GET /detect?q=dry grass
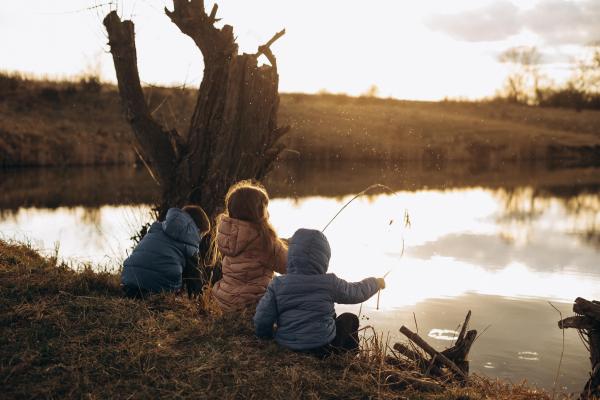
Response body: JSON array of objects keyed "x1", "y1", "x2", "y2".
[
  {"x1": 0, "y1": 239, "x2": 557, "y2": 399},
  {"x1": 1, "y1": 73, "x2": 600, "y2": 167}
]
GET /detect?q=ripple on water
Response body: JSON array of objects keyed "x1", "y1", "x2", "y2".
[
  {"x1": 517, "y1": 351, "x2": 540, "y2": 361},
  {"x1": 427, "y1": 329, "x2": 459, "y2": 341}
]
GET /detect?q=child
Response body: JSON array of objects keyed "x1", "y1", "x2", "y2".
[
  {"x1": 211, "y1": 180, "x2": 288, "y2": 312},
  {"x1": 121, "y1": 205, "x2": 211, "y2": 298},
  {"x1": 253, "y1": 228, "x2": 386, "y2": 356}
]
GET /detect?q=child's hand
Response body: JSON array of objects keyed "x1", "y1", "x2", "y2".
[{"x1": 376, "y1": 278, "x2": 386, "y2": 290}]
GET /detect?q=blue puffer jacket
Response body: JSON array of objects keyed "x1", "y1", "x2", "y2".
[
  {"x1": 253, "y1": 228, "x2": 379, "y2": 350},
  {"x1": 121, "y1": 208, "x2": 201, "y2": 293}
]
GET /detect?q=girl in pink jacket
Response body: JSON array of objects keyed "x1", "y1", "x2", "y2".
[{"x1": 211, "y1": 180, "x2": 288, "y2": 312}]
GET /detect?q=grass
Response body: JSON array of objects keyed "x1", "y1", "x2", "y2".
[
  {"x1": 1, "y1": 73, "x2": 600, "y2": 167},
  {"x1": 0, "y1": 239, "x2": 555, "y2": 399}
]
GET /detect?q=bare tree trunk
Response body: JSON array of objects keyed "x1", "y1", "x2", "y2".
[{"x1": 103, "y1": 1, "x2": 289, "y2": 220}]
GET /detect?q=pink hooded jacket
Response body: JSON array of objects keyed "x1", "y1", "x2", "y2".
[{"x1": 212, "y1": 216, "x2": 287, "y2": 311}]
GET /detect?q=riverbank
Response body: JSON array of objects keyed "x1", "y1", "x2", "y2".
[
  {"x1": 1, "y1": 73, "x2": 600, "y2": 168},
  {"x1": 0, "y1": 240, "x2": 551, "y2": 399}
]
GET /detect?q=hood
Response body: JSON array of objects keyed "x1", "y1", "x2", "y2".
[
  {"x1": 216, "y1": 216, "x2": 260, "y2": 257},
  {"x1": 162, "y1": 208, "x2": 201, "y2": 247},
  {"x1": 286, "y1": 229, "x2": 331, "y2": 275}
]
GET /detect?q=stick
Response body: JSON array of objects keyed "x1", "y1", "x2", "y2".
[
  {"x1": 392, "y1": 343, "x2": 444, "y2": 376},
  {"x1": 321, "y1": 184, "x2": 396, "y2": 232},
  {"x1": 399, "y1": 326, "x2": 467, "y2": 380}
]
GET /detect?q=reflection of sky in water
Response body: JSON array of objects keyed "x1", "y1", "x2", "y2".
[
  {"x1": 0, "y1": 188, "x2": 598, "y2": 303},
  {"x1": 269, "y1": 189, "x2": 600, "y2": 307},
  {"x1": 0, "y1": 187, "x2": 596, "y2": 390},
  {"x1": 0, "y1": 205, "x2": 153, "y2": 268}
]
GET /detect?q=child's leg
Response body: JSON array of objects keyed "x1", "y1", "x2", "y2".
[{"x1": 331, "y1": 312, "x2": 360, "y2": 353}]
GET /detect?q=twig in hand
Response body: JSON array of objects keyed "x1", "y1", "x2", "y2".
[{"x1": 321, "y1": 184, "x2": 397, "y2": 232}]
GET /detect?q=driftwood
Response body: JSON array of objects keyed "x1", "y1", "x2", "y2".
[
  {"x1": 399, "y1": 326, "x2": 467, "y2": 380},
  {"x1": 390, "y1": 311, "x2": 476, "y2": 385},
  {"x1": 383, "y1": 310, "x2": 477, "y2": 396},
  {"x1": 392, "y1": 343, "x2": 444, "y2": 376},
  {"x1": 104, "y1": 1, "x2": 289, "y2": 219},
  {"x1": 558, "y1": 297, "x2": 600, "y2": 399},
  {"x1": 440, "y1": 311, "x2": 477, "y2": 374}
]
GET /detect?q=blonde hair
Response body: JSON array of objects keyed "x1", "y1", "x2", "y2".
[{"x1": 210, "y1": 180, "x2": 286, "y2": 265}]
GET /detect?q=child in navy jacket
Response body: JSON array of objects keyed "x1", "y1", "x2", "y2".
[{"x1": 253, "y1": 228, "x2": 385, "y2": 355}]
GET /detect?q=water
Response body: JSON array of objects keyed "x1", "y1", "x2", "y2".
[{"x1": 1, "y1": 162, "x2": 598, "y2": 393}]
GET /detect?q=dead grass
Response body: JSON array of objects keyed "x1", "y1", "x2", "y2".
[
  {"x1": 0, "y1": 239, "x2": 558, "y2": 399},
  {"x1": 1, "y1": 73, "x2": 600, "y2": 167}
]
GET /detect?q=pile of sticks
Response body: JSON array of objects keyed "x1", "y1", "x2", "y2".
[
  {"x1": 558, "y1": 297, "x2": 600, "y2": 399},
  {"x1": 383, "y1": 311, "x2": 476, "y2": 392}
]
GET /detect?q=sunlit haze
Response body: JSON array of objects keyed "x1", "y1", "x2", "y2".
[{"x1": 2, "y1": 0, "x2": 597, "y2": 100}]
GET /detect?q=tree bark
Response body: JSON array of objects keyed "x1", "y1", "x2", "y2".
[
  {"x1": 558, "y1": 297, "x2": 600, "y2": 399},
  {"x1": 104, "y1": 1, "x2": 289, "y2": 220}
]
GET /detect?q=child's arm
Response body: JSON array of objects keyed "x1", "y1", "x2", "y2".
[
  {"x1": 253, "y1": 283, "x2": 278, "y2": 339},
  {"x1": 331, "y1": 275, "x2": 381, "y2": 304}
]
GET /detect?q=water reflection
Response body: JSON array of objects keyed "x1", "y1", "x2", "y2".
[
  {"x1": 338, "y1": 294, "x2": 586, "y2": 392},
  {"x1": 0, "y1": 205, "x2": 152, "y2": 267}
]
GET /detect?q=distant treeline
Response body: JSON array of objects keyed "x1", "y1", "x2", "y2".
[
  {"x1": 496, "y1": 44, "x2": 600, "y2": 111},
  {"x1": 536, "y1": 86, "x2": 600, "y2": 111}
]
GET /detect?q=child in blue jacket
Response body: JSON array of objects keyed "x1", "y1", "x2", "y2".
[
  {"x1": 121, "y1": 205, "x2": 211, "y2": 298},
  {"x1": 253, "y1": 228, "x2": 386, "y2": 356}
]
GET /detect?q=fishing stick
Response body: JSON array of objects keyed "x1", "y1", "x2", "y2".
[
  {"x1": 320, "y1": 183, "x2": 410, "y2": 310},
  {"x1": 321, "y1": 184, "x2": 397, "y2": 232}
]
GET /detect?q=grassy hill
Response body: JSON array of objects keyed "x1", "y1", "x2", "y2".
[
  {"x1": 0, "y1": 239, "x2": 550, "y2": 399},
  {"x1": 1, "y1": 73, "x2": 600, "y2": 168}
]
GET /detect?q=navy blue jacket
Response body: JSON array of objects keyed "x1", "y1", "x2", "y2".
[
  {"x1": 121, "y1": 208, "x2": 201, "y2": 293},
  {"x1": 253, "y1": 229, "x2": 379, "y2": 350}
]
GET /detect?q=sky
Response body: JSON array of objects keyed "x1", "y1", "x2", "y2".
[{"x1": 1, "y1": 0, "x2": 598, "y2": 100}]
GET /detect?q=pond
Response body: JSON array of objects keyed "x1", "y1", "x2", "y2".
[{"x1": 1, "y1": 161, "x2": 598, "y2": 393}]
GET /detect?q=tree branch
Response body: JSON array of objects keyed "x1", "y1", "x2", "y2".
[
  {"x1": 208, "y1": 3, "x2": 220, "y2": 23},
  {"x1": 399, "y1": 326, "x2": 467, "y2": 381},
  {"x1": 165, "y1": 0, "x2": 236, "y2": 61},
  {"x1": 559, "y1": 316, "x2": 597, "y2": 330},
  {"x1": 103, "y1": 11, "x2": 178, "y2": 184},
  {"x1": 257, "y1": 29, "x2": 286, "y2": 68}
]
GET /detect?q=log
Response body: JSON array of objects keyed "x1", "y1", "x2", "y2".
[
  {"x1": 399, "y1": 326, "x2": 467, "y2": 380},
  {"x1": 455, "y1": 310, "x2": 471, "y2": 346},
  {"x1": 558, "y1": 316, "x2": 596, "y2": 330},
  {"x1": 392, "y1": 343, "x2": 444, "y2": 376},
  {"x1": 441, "y1": 329, "x2": 477, "y2": 374},
  {"x1": 574, "y1": 297, "x2": 600, "y2": 322}
]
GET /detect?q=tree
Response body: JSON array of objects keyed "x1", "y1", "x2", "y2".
[
  {"x1": 574, "y1": 42, "x2": 600, "y2": 95},
  {"x1": 498, "y1": 46, "x2": 541, "y2": 104},
  {"x1": 103, "y1": 1, "x2": 289, "y2": 220}
]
